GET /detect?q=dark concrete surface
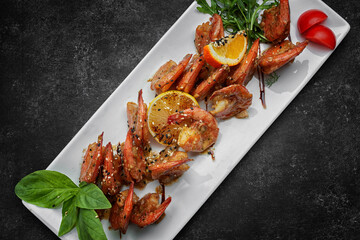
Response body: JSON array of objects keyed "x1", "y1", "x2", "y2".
[{"x1": 1, "y1": 0, "x2": 359, "y2": 239}]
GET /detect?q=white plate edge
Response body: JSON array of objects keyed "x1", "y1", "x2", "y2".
[{"x1": 21, "y1": 0, "x2": 351, "y2": 239}]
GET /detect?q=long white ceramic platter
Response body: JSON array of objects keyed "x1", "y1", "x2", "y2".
[{"x1": 23, "y1": 0, "x2": 350, "y2": 239}]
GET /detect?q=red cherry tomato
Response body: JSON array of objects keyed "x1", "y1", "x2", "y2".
[
  {"x1": 303, "y1": 25, "x2": 336, "y2": 50},
  {"x1": 298, "y1": 9, "x2": 328, "y2": 34}
]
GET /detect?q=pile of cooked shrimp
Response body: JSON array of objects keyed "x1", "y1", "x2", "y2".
[{"x1": 79, "y1": 0, "x2": 307, "y2": 236}]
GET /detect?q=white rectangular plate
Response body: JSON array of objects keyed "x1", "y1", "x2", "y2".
[{"x1": 23, "y1": 0, "x2": 350, "y2": 239}]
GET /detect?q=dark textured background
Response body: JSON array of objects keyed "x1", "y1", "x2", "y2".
[{"x1": 1, "y1": 0, "x2": 359, "y2": 239}]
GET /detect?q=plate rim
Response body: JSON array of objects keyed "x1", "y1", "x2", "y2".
[{"x1": 22, "y1": 0, "x2": 351, "y2": 239}]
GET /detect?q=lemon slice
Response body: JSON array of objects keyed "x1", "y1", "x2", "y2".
[
  {"x1": 203, "y1": 31, "x2": 248, "y2": 68},
  {"x1": 148, "y1": 90, "x2": 199, "y2": 146}
]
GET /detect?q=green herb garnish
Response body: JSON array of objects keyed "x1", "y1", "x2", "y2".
[
  {"x1": 77, "y1": 208, "x2": 108, "y2": 240},
  {"x1": 15, "y1": 170, "x2": 110, "y2": 240},
  {"x1": 59, "y1": 196, "x2": 78, "y2": 236},
  {"x1": 265, "y1": 71, "x2": 280, "y2": 87},
  {"x1": 196, "y1": 0, "x2": 279, "y2": 45}
]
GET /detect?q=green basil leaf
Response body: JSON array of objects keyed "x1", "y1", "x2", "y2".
[
  {"x1": 58, "y1": 196, "x2": 78, "y2": 236},
  {"x1": 75, "y1": 182, "x2": 111, "y2": 209},
  {"x1": 76, "y1": 208, "x2": 107, "y2": 240},
  {"x1": 79, "y1": 181, "x2": 88, "y2": 188},
  {"x1": 15, "y1": 170, "x2": 79, "y2": 208}
]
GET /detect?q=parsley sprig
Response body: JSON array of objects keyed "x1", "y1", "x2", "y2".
[{"x1": 196, "y1": 0, "x2": 279, "y2": 45}]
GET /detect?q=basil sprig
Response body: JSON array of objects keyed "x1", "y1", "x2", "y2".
[{"x1": 15, "y1": 170, "x2": 111, "y2": 240}]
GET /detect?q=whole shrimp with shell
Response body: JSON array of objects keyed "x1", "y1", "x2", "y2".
[
  {"x1": 209, "y1": 84, "x2": 253, "y2": 119},
  {"x1": 109, "y1": 182, "x2": 137, "y2": 234},
  {"x1": 260, "y1": 0, "x2": 290, "y2": 43},
  {"x1": 148, "y1": 148, "x2": 192, "y2": 184},
  {"x1": 258, "y1": 40, "x2": 309, "y2": 74},
  {"x1": 258, "y1": 0, "x2": 308, "y2": 74},
  {"x1": 123, "y1": 89, "x2": 150, "y2": 183},
  {"x1": 195, "y1": 13, "x2": 224, "y2": 54},
  {"x1": 150, "y1": 54, "x2": 192, "y2": 94},
  {"x1": 168, "y1": 107, "x2": 219, "y2": 152},
  {"x1": 131, "y1": 193, "x2": 172, "y2": 228}
]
